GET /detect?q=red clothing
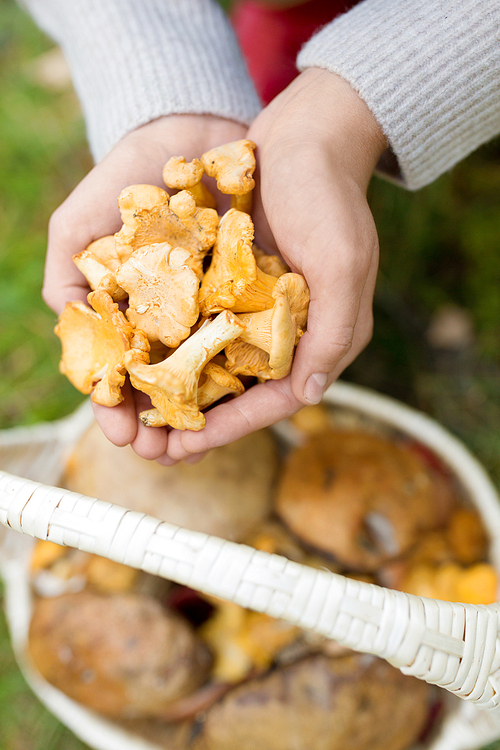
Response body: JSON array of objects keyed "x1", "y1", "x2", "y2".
[{"x1": 232, "y1": 0, "x2": 359, "y2": 104}]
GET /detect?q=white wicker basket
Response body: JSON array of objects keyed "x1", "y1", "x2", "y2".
[{"x1": 2, "y1": 381, "x2": 500, "y2": 750}]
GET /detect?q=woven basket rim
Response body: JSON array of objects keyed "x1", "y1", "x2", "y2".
[{"x1": 2, "y1": 381, "x2": 500, "y2": 750}]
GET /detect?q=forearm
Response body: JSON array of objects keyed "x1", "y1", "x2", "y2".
[
  {"x1": 21, "y1": 0, "x2": 261, "y2": 162},
  {"x1": 298, "y1": 0, "x2": 500, "y2": 190}
]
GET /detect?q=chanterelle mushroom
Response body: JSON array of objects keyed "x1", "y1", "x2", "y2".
[
  {"x1": 54, "y1": 290, "x2": 150, "y2": 407},
  {"x1": 200, "y1": 139, "x2": 256, "y2": 196},
  {"x1": 197, "y1": 361, "x2": 245, "y2": 410},
  {"x1": 115, "y1": 243, "x2": 199, "y2": 348},
  {"x1": 236, "y1": 273, "x2": 310, "y2": 380},
  {"x1": 252, "y1": 245, "x2": 289, "y2": 278},
  {"x1": 114, "y1": 184, "x2": 218, "y2": 277},
  {"x1": 225, "y1": 340, "x2": 271, "y2": 380},
  {"x1": 73, "y1": 235, "x2": 127, "y2": 301},
  {"x1": 162, "y1": 156, "x2": 216, "y2": 209},
  {"x1": 199, "y1": 209, "x2": 278, "y2": 315},
  {"x1": 124, "y1": 311, "x2": 245, "y2": 430}
]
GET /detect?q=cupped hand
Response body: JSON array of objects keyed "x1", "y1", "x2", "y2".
[
  {"x1": 45, "y1": 114, "x2": 247, "y2": 460},
  {"x1": 164, "y1": 68, "x2": 388, "y2": 463}
]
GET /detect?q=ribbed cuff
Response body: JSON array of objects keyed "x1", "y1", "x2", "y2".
[
  {"x1": 23, "y1": 0, "x2": 262, "y2": 162},
  {"x1": 298, "y1": 0, "x2": 500, "y2": 190}
]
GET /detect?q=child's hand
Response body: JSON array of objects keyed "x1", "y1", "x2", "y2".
[
  {"x1": 163, "y1": 68, "x2": 387, "y2": 463},
  {"x1": 45, "y1": 114, "x2": 247, "y2": 460}
]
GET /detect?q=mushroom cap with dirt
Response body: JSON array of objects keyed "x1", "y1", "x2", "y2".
[
  {"x1": 236, "y1": 272, "x2": 310, "y2": 380},
  {"x1": 63, "y1": 418, "x2": 278, "y2": 542},
  {"x1": 199, "y1": 209, "x2": 278, "y2": 315},
  {"x1": 125, "y1": 310, "x2": 245, "y2": 430},
  {"x1": 54, "y1": 289, "x2": 149, "y2": 407},
  {"x1": 275, "y1": 429, "x2": 456, "y2": 571},
  {"x1": 28, "y1": 591, "x2": 211, "y2": 720},
  {"x1": 116, "y1": 243, "x2": 200, "y2": 348},
  {"x1": 191, "y1": 652, "x2": 432, "y2": 750}
]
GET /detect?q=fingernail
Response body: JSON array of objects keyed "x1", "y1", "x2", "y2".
[{"x1": 304, "y1": 373, "x2": 327, "y2": 404}]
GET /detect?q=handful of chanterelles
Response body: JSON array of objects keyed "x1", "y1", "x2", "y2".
[{"x1": 55, "y1": 140, "x2": 309, "y2": 430}]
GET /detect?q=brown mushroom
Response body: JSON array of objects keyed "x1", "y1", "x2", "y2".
[
  {"x1": 54, "y1": 290, "x2": 149, "y2": 406},
  {"x1": 236, "y1": 273, "x2": 310, "y2": 380},
  {"x1": 197, "y1": 361, "x2": 245, "y2": 410},
  {"x1": 199, "y1": 209, "x2": 278, "y2": 315},
  {"x1": 28, "y1": 591, "x2": 211, "y2": 720},
  {"x1": 192, "y1": 653, "x2": 432, "y2": 750},
  {"x1": 116, "y1": 243, "x2": 200, "y2": 348},
  {"x1": 114, "y1": 184, "x2": 218, "y2": 277},
  {"x1": 124, "y1": 310, "x2": 245, "y2": 430},
  {"x1": 162, "y1": 155, "x2": 217, "y2": 208},
  {"x1": 64, "y1": 418, "x2": 278, "y2": 542},
  {"x1": 200, "y1": 139, "x2": 256, "y2": 195},
  {"x1": 275, "y1": 430, "x2": 456, "y2": 571},
  {"x1": 73, "y1": 235, "x2": 127, "y2": 300}
]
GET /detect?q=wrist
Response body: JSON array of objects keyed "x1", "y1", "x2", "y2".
[{"x1": 256, "y1": 67, "x2": 387, "y2": 191}]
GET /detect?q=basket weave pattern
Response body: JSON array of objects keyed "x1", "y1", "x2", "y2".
[
  {"x1": 2, "y1": 383, "x2": 500, "y2": 750},
  {"x1": 2, "y1": 468, "x2": 500, "y2": 714}
]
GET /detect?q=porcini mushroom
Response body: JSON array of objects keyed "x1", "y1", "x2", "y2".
[
  {"x1": 197, "y1": 361, "x2": 245, "y2": 410},
  {"x1": 124, "y1": 310, "x2": 245, "y2": 430},
  {"x1": 115, "y1": 243, "x2": 200, "y2": 348},
  {"x1": 200, "y1": 139, "x2": 256, "y2": 195},
  {"x1": 54, "y1": 290, "x2": 150, "y2": 407},
  {"x1": 236, "y1": 273, "x2": 310, "y2": 380},
  {"x1": 114, "y1": 184, "x2": 218, "y2": 277},
  {"x1": 73, "y1": 235, "x2": 127, "y2": 301},
  {"x1": 162, "y1": 156, "x2": 216, "y2": 209},
  {"x1": 199, "y1": 209, "x2": 278, "y2": 315}
]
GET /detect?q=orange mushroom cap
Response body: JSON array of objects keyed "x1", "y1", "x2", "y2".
[
  {"x1": 54, "y1": 290, "x2": 149, "y2": 407},
  {"x1": 116, "y1": 243, "x2": 200, "y2": 348},
  {"x1": 114, "y1": 184, "x2": 218, "y2": 278},
  {"x1": 200, "y1": 139, "x2": 256, "y2": 195},
  {"x1": 73, "y1": 235, "x2": 127, "y2": 301},
  {"x1": 199, "y1": 209, "x2": 278, "y2": 315}
]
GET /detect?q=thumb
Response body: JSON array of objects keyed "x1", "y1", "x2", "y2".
[{"x1": 290, "y1": 228, "x2": 379, "y2": 405}]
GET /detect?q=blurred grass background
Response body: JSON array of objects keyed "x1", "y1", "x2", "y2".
[{"x1": 1, "y1": 0, "x2": 500, "y2": 747}]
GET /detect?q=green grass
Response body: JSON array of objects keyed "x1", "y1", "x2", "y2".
[{"x1": 2, "y1": 0, "x2": 500, "y2": 748}]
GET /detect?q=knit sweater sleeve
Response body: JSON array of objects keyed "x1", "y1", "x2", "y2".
[
  {"x1": 297, "y1": 0, "x2": 500, "y2": 190},
  {"x1": 20, "y1": 0, "x2": 262, "y2": 163}
]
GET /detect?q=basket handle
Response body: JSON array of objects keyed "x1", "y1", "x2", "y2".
[{"x1": 2, "y1": 468, "x2": 500, "y2": 714}]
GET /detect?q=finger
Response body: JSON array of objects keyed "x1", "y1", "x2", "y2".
[
  {"x1": 43, "y1": 142, "x2": 168, "y2": 314},
  {"x1": 161, "y1": 427, "x2": 209, "y2": 463},
  {"x1": 179, "y1": 378, "x2": 301, "y2": 454},
  {"x1": 324, "y1": 250, "x2": 378, "y2": 384},
  {"x1": 129, "y1": 390, "x2": 169, "y2": 460},
  {"x1": 290, "y1": 204, "x2": 379, "y2": 405},
  {"x1": 91, "y1": 380, "x2": 138, "y2": 446}
]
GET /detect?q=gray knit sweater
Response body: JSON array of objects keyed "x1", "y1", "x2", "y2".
[{"x1": 22, "y1": 0, "x2": 500, "y2": 190}]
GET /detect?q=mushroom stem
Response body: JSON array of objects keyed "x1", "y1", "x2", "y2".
[
  {"x1": 124, "y1": 311, "x2": 245, "y2": 430},
  {"x1": 237, "y1": 309, "x2": 274, "y2": 352}
]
